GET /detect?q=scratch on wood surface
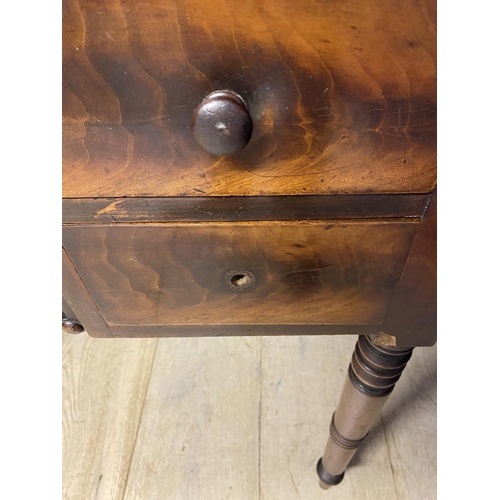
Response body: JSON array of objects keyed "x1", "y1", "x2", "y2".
[
  {"x1": 287, "y1": 447, "x2": 300, "y2": 498},
  {"x1": 95, "y1": 200, "x2": 124, "y2": 217},
  {"x1": 95, "y1": 474, "x2": 103, "y2": 499},
  {"x1": 374, "y1": 331, "x2": 397, "y2": 347}
]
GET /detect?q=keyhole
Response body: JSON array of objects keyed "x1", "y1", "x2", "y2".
[
  {"x1": 225, "y1": 269, "x2": 256, "y2": 290},
  {"x1": 230, "y1": 274, "x2": 250, "y2": 287}
]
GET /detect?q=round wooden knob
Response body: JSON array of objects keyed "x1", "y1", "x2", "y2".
[
  {"x1": 192, "y1": 91, "x2": 252, "y2": 156},
  {"x1": 62, "y1": 318, "x2": 85, "y2": 334}
]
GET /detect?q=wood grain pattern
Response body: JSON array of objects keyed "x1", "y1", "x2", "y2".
[
  {"x1": 108, "y1": 324, "x2": 378, "y2": 338},
  {"x1": 63, "y1": 0, "x2": 436, "y2": 198},
  {"x1": 62, "y1": 247, "x2": 112, "y2": 337},
  {"x1": 122, "y1": 336, "x2": 261, "y2": 500},
  {"x1": 380, "y1": 191, "x2": 436, "y2": 346},
  {"x1": 62, "y1": 221, "x2": 417, "y2": 330},
  {"x1": 259, "y1": 336, "x2": 436, "y2": 499},
  {"x1": 62, "y1": 194, "x2": 430, "y2": 224},
  {"x1": 377, "y1": 344, "x2": 437, "y2": 500},
  {"x1": 62, "y1": 333, "x2": 157, "y2": 500},
  {"x1": 62, "y1": 334, "x2": 436, "y2": 499},
  {"x1": 261, "y1": 336, "x2": 396, "y2": 498},
  {"x1": 318, "y1": 336, "x2": 414, "y2": 486},
  {"x1": 62, "y1": 295, "x2": 78, "y2": 323}
]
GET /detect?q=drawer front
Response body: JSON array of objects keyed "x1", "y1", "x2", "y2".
[
  {"x1": 62, "y1": 221, "x2": 417, "y2": 328},
  {"x1": 62, "y1": 0, "x2": 436, "y2": 198}
]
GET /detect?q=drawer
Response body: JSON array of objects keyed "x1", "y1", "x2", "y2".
[
  {"x1": 62, "y1": 221, "x2": 417, "y2": 334},
  {"x1": 62, "y1": 0, "x2": 436, "y2": 198}
]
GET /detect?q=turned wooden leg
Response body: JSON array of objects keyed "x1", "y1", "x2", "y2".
[{"x1": 317, "y1": 335, "x2": 414, "y2": 488}]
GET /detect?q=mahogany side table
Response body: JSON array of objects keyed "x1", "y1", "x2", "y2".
[{"x1": 62, "y1": 0, "x2": 436, "y2": 488}]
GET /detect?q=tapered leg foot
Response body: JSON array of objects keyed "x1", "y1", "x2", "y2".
[
  {"x1": 317, "y1": 335, "x2": 413, "y2": 488},
  {"x1": 317, "y1": 458, "x2": 345, "y2": 487}
]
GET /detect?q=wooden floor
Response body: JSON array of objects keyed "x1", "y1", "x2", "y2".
[{"x1": 63, "y1": 334, "x2": 436, "y2": 500}]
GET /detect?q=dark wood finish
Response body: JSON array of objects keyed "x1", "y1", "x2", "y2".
[
  {"x1": 318, "y1": 335, "x2": 414, "y2": 487},
  {"x1": 62, "y1": 221, "x2": 417, "y2": 331},
  {"x1": 63, "y1": 0, "x2": 436, "y2": 198},
  {"x1": 62, "y1": 194, "x2": 430, "y2": 224},
  {"x1": 62, "y1": 295, "x2": 78, "y2": 323},
  {"x1": 192, "y1": 91, "x2": 253, "y2": 156},
  {"x1": 62, "y1": 248, "x2": 113, "y2": 338},
  {"x1": 348, "y1": 334, "x2": 413, "y2": 397},
  {"x1": 380, "y1": 191, "x2": 437, "y2": 347},
  {"x1": 61, "y1": 0, "x2": 437, "y2": 489},
  {"x1": 109, "y1": 324, "x2": 378, "y2": 338}
]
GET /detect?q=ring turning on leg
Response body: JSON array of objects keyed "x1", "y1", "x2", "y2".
[{"x1": 317, "y1": 335, "x2": 413, "y2": 488}]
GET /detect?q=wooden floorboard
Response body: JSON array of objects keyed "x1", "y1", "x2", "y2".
[
  {"x1": 377, "y1": 346, "x2": 437, "y2": 500},
  {"x1": 62, "y1": 334, "x2": 436, "y2": 500},
  {"x1": 260, "y1": 336, "x2": 401, "y2": 500},
  {"x1": 122, "y1": 337, "x2": 261, "y2": 500},
  {"x1": 62, "y1": 334, "x2": 157, "y2": 500}
]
